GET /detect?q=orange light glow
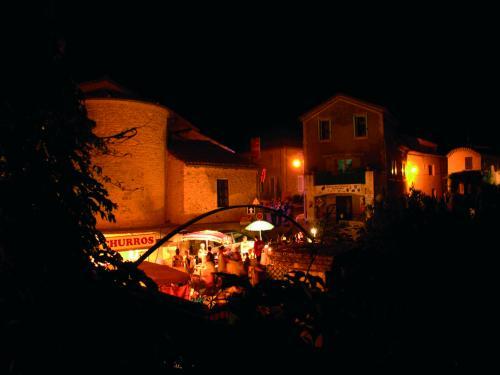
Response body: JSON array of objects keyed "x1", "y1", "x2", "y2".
[
  {"x1": 405, "y1": 162, "x2": 418, "y2": 189},
  {"x1": 292, "y1": 159, "x2": 302, "y2": 168}
]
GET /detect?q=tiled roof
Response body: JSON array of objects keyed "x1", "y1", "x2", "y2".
[
  {"x1": 79, "y1": 78, "x2": 142, "y2": 100},
  {"x1": 399, "y1": 134, "x2": 442, "y2": 155},
  {"x1": 169, "y1": 140, "x2": 256, "y2": 169},
  {"x1": 300, "y1": 93, "x2": 389, "y2": 122}
]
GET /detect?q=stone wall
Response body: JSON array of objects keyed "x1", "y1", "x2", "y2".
[
  {"x1": 268, "y1": 249, "x2": 334, "y2": 282},
  {"x1": 86, "y1": 98, "x2": 169, "y2": 230},
  {"x1": 166, "y1": 154, "x2": 258, "y2": 224}
]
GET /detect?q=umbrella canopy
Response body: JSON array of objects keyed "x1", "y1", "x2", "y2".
[
  {"x1": 179, "y1": 230, "x2": 232, "y2": 243},
  {"x1": 245, "y1": 220, "x2": 274, "y2": 240},
  {"x1": 138, "y1": 261, "x2": 190, "y2": 285},
  {"x1": 245, "y1": 220, "x2": 274, "y2": 231}
]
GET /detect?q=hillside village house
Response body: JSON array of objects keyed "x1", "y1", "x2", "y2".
[
  {"x1": 300, "y1": 94, "x2": 447, "y2": 222},
  {"x1": 81, "y1": 79, "x2": 257, "y2": 262},
  {"x1": 446, "y1": 146, "x2": 500, "y2": 196}
]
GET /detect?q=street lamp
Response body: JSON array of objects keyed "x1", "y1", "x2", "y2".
[
  {"x1": 310, "y1": 227, "x2": 318, "y2": 237},
  {"x1": 292, "y1": 159, "x2": 302, "y2": 168}
]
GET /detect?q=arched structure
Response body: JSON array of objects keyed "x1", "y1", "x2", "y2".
[{"x1": 134, "y1": 205, "x2": 314, "y2": 266}]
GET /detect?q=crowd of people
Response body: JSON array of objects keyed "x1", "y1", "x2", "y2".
[
  {"x1": 170, "y1": 237, "x2": 273, "y2": 289},
  {"x1": 265, "y1": 199, "x2": 293, "y2": 226}
]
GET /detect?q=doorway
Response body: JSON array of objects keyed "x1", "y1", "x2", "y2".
[{"x1": 336, "y1": 195, "x2": 352, "y2": 220}]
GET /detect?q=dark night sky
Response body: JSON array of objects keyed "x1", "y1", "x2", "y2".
[{"x1": 6, "y1": 2, "x2": 500, "y2": 152}]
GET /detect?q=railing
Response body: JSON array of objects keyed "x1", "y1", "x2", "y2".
[{"x1": 314, "y1": 169, "x2": 366, "y2": 185}]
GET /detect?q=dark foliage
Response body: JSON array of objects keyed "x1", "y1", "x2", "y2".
[
  {"x1": 0, "y1": 20, "x2": 198, "y2": 374},
  {"x1": 208, "y1": 188, "x2": 499, "y2": 372},
  {"x1": 324, "y1": 188, "x2": 499, "y2": 371}
]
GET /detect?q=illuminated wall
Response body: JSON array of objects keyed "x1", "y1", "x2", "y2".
[
  {"x1": 406, "y1": 152, "x2": 447, "y2": 197},
  {"x1": 166, "y1": 153, "x2": 257, "y2": 224},
  {"x1": 447, "y1": 147, "x2": 481, "y2": 174},
  {"x1": 86, "y1": 98, "x2": 169, "y2": 230},
  {"x1": 256, "y1": 146, "x2": 304, "y2": 200}
]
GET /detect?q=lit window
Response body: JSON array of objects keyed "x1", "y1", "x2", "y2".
[
  {"x1": 338, "y1": 159, "x2": 352, "y2": 173},
  {"x1": 318, "y1": 120, "x2": 331, "y2": 141},
  {"x1": 354, "y1": 115, "x2": 367, "y2": 138},
  {"x1": 458, "y1": 182, "x2": 465, "y2": 194},
  {"x1": 391, "y1": 160, "x2": 397, "y2": 175}
]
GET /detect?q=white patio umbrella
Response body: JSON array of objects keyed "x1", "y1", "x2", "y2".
[{"x1": 245, "y1": 220, "x2": 274, "y2": 240}]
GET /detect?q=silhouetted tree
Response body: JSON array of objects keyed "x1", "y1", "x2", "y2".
[{"x1": 0, "y1": 11, "x2": 185, "y2": 373}]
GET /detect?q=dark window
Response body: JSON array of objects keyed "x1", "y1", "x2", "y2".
[
  {"x1": 428, "y1": 164, "x2": 434, "y2": 176},
  {"x1": 217, "y1": 179, "x2": 229, "y2": 207},
  {"x1": 465, "y1": 157, "x2": 473, "y2": 170},
  {"x1": 354, "y1": 115, "x2": 367, "y2": 137},
  {"x1": 318, "y1": 120, "x2": 331, "y2": 141}
]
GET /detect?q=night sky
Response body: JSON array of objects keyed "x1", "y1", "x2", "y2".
[{"x1": 6, "y1": 2, "x2": 499, "y2": 152}]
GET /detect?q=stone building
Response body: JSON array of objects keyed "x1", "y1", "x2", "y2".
[
  {"x1": 446, "y1": 146, "x2": 500, "y2": 195},
  {"x1": 166, "y1": 140, "x2": 257, "y2": 225},
  {"x1": 401, "y1": 137, "x2": 447, "y2": 198},
  {"x1": 82, "y1": 80, "x2": 169, "y2": 232},
  {"x1": 300, "y1": 94, "x2": 447, "y2": 222},
  {"x1": 81, "y1": 78, "x2": 257, "y2": 260}
]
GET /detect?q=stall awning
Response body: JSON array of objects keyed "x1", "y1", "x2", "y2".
[
  {"x1": 138, "y1": 261, "x2": 190, "y2": 285},
  {"x1": 179, "y1": 230, "x2": 232, "y2": 243}
]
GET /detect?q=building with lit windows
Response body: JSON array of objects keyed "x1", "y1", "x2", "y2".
[{"x1": 300, "y1": 94, "x2": 447, "y2": 222}]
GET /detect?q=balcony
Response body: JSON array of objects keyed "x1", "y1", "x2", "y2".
[{"x1": 314, "y1": 169, "x2": 366, "y2": 185}]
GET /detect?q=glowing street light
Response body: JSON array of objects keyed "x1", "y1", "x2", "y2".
[
  {"x1": 292, "y1": 159, "x2": 302, "y2": 168},
  {"x1": 405, "y1": 162, "x2": 419, "y2": 190},
  {"x1": 310, "y1": 227, "x2": 318, "y2": 237}
]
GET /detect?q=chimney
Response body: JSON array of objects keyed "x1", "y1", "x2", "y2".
[{"x1": 250, "y1": 137, "x2": 261, "y2": 161}]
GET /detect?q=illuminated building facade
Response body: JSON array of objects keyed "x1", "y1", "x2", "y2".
[
  {"x1": 81, "y1": 79, "x2": 257, "y2": 261},
  {"x1": 246, "y1": 137, "x2": 304, "y2": 202},
  {"x1": 301, "y1": 94, "x2": 447, "y2": 222},
  {"x1": 446, "y1": 147, "x2": 500, "y2": 196}
]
